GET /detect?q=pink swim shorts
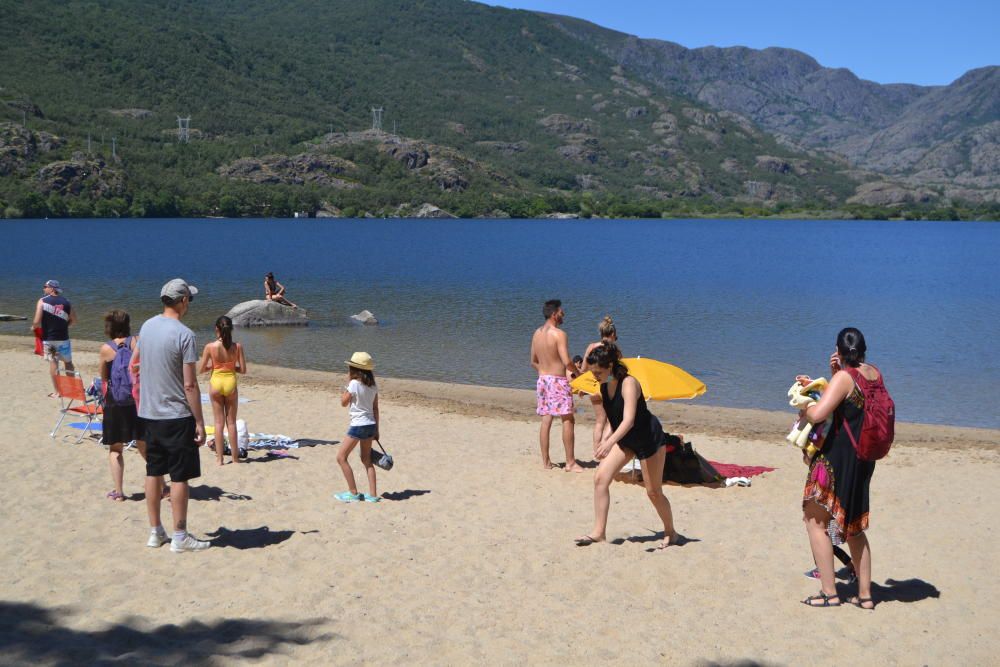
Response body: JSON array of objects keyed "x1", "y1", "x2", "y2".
[{"x1": 536, "y1": 375, "x2": 574, "y2": 416}]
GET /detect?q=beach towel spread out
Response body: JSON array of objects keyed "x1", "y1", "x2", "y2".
[
  {"x1": 247, "y1": 433, "x2": 299, "y2": 449},
  {"x1": 69, "y1": 422, "x2": 102, "y2": 431},
  {"x1": 706, "y1": 461, "x2": 775, "y2": 478}
]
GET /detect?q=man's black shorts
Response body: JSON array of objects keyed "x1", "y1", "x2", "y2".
[{"x1": 144, "y1": 416, "x2": 201, "y2": 482}]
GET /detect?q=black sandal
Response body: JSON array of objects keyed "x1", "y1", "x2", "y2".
[
  {"x1": 802, "y1": 592, "x2": 841, "y2": 607},
  {"x1": 848, "y1": 596, "x2": 875, "y2": 610},
  {"x1": 574, "y1": 535, "x2": 602, "y2": 547}
]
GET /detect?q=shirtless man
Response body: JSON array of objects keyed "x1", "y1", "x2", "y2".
[{"x1": 530, "y1": 299, "x2": 583, "y2": 472}]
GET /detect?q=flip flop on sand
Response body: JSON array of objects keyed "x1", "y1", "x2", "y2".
[
  {"x1": 106, "y1": 490, "x2": 125, "y2": 502},
  {"x1": 574, "y1": 535, "x2": 603, "y2": 546}
]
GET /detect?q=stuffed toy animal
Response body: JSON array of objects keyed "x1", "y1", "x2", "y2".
[{"x1": 787, "y1": 377, "x2": 830, "y2": 458}]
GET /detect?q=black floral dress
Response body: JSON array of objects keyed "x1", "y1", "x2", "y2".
[{"x1": 802, "y1": 382, "x2": 876, "y2": 543}]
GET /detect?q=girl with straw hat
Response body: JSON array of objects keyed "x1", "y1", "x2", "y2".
[{"x1": 335, "y1": 352, "x2": 381, "y2": 503}]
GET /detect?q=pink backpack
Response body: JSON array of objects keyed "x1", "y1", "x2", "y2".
[{"x1": 844, "y1": 366, "x2": 895, "y2": 461}]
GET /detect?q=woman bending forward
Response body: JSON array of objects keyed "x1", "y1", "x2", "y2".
[{"x1": 575, "y1": 342, "x2": 680, "y2": 549}]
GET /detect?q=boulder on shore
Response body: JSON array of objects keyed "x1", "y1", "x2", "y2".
[
  {"x1": 225, "y1": 300, "x2": 309, "y2": 327},
  {"x1": 350, "y1": 310, "x2": 379, "y2": 326},
  {"x1": 412, "y1": 203, "x2": 456, "y2": 219},
  {"x1": 0, "y1": 314, "x2": 27, "y2": 321}
]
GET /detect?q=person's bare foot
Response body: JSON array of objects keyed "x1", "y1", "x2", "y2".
[
  {"x1": 654, "y1": 531, "x2": 683, "y2": 550},
  {"x1": 542, "y1": 461, "x2": 555, "y2": 470},
  {"x1": 574, "y1": 534, "x2": 605, "y2": 546},
  {"x1": 564, "y1": 462, "x2": 585, "y2": 473}
]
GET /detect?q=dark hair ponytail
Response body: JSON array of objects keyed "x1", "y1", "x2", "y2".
[
  {"x1": 836, "y1": 327, "x2": 867, "y2": 368},
  {"x1": 349, "y1": 366, "x2": 376, "y2": 387},
  {"x1": 585, "y1": 341, "x2": 628, "y2": 381},
  {"x1": 216, "y1": 315, "x2": 234, "y2": 350}
]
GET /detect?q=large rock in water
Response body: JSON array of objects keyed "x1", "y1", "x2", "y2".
[
  {"x1": 225, "y1": 300, "x2": 308, "y2": 327},
  {"x1": 350, "y1": 310, "x2": 379, "y2": 325}
]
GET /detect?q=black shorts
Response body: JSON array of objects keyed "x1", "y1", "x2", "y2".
[{"x1": 143, "y1": 416, "x2": 201, "y2": 482}]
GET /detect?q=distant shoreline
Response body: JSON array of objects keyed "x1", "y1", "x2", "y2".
[
  {"x1": 3, "y1": 214, "x2": 999, "y2": 222},
  {"x1": 3, "y1": 333, "x2": 995, "y2": 449}
]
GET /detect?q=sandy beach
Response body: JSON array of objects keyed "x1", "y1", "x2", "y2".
[{"x1": 1, "y1": 333, "x2": 997, "y2": 665}]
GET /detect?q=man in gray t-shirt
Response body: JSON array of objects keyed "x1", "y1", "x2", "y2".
[
  {"x1": 137, "y1": 315, "x2": 198, "y2": 421},
  {"x1": 133, "y1": 278, "x2": 211, "y2": 553}
]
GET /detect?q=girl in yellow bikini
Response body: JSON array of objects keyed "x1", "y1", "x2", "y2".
[{"x1": 198, "y1": 316, "x2": 247, "y2": 465}]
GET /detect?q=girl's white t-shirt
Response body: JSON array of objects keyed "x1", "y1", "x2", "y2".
[{"x1": 347, "y1": 379, "x2": 377, "y2": 426}]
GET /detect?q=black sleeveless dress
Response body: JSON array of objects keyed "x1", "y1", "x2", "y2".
[
  {"x1": 601, "y1": 375, "x2": 665, "y2": 460},
  {"x1": 802, "y1": 380, "x2": 876, "y2": 543}
]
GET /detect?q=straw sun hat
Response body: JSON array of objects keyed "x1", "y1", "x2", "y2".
[{"x1": 346, "y1": 351, "x2": 374, "y2": 371}]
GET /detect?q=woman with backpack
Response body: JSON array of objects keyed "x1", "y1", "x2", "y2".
[
  {"x1": 796, "y1": 327, "x2": 892, "y2": 610},
  {"x1": 99, "y1": 309, "x2": 145, "y2": 501},
  {"x1": 198, "y1": 315, "x2": 247, "y2": 465}
]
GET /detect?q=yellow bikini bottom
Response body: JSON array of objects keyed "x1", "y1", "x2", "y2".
[{"x1": 210, "y1": 369, "x2": 237, "y2": 397}]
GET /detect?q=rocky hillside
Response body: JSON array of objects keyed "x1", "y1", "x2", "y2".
[
  {"x1": 0, "y1": 0, "x2": 995, "y2": 219},
  {"x1": 544, "y1": 13, "x2": 1000, "y2": 205}
]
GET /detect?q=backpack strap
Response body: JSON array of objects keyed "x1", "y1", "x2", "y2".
[{"x1": 846, "y1": 364, "x2": 884, "y2": 386}]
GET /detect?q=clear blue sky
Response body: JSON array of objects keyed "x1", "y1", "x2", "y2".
[{"x1": 486, "y1": 0, "x2": 999, "y2": 86}]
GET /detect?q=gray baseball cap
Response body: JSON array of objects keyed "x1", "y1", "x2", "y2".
[{"x1": 160, "y1": 278, "x2": 199, "y2": 301}]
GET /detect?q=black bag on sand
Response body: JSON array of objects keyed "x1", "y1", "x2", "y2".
[
  {"x1": 663, "y1": 435, "x2": 721, "y2": 484},
  {"x1": 372, "y1": 440, "x2": 393, "y2": 471}
]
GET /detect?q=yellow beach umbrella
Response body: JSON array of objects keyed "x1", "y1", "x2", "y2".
[
  {"x1": 570, "y1": 357, "x2": 707, "y2": 401},
  {"x1": 570, "y1": 371, "x2": 601, "y2": 396}
]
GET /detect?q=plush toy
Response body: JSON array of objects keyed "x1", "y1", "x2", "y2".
[{"x1": 787, "y1": 377, "x2": 830, "y2": 458}]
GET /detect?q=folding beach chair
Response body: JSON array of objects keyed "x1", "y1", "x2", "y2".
[{"x1": 50, "y1": 372, "x2": 103, "y2": 443}]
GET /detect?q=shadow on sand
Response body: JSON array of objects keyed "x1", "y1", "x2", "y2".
[
  {"x1": 0, "y1": 600, "x2": 335, "y2": 664},
  {"x1": 607, "y1": 530, "x2": 701, "y2": 550},
  {"x1": 246, "y1": 451, "x2": 301, "y2": 463},
  {"x1": 381, "y1": 489, "x2": 431, "y2": 502},
  {"x1": 189, "y1": 485, "x2": 252, "y2": 502},
  {"x1": 872, "y1": 578, "x2": 941, "y2": 604},
  {"x1": 829, "y1": 577, "x2": 940, "y2": 607},
  {"x1": 296, "y1": 438, "x2": 340, "y2": 448},
  {"x1": 204, "y1": 526, "x2": 298, "y2": 550}
]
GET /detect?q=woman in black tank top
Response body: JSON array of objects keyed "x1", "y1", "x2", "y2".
[{"x1": 575, "y1": 342, "x2": 681, "y2": 549}]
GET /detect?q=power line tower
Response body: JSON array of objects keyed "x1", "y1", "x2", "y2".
[
  {"x1": 371, "y1": 107, "x2": 383, "y2": 133},
  {"x1": 177, "y1": 116, "x2": 191, "y2": 143}
]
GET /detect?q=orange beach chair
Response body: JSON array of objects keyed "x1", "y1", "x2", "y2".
[{"x1": 50, "y1": 372, "x2": 103, "y2": 443}]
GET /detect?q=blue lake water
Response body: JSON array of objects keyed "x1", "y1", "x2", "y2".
[{"x1": 2, "y1": 217, "x2": 998, "y2": 429}]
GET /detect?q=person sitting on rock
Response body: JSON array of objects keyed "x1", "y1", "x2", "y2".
[{"x1": 264, "y1": 272, "x2": 297, "y2": 309}]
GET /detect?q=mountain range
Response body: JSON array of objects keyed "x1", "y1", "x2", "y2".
[
  {"x1": 0, "y1": 0, "x2": 996, "y2": 219},
  {"x1": 545, "y1": 13, "x2": 1000, "y2": 205}
]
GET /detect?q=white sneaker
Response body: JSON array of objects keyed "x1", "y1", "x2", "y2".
[
  {"x1": 146, "y1": 530, "x2": 169, "y2": 548},
  {"x1": 170, "y1": 534, "x2": 211, "y2": 553}
]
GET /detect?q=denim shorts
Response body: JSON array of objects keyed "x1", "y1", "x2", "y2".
[{"x1": 347, "y1": 424, "x2": 376, "y2": 440}]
